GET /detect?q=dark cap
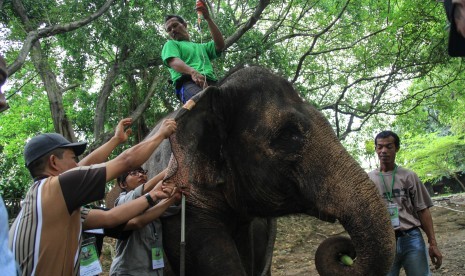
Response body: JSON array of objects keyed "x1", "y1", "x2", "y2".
[
  {"x1": 24, "y1": 133, "x2": 87, "y2": 167},
  {"x1": 444, "y1": 0, "x2": 465, "y2": 57}
]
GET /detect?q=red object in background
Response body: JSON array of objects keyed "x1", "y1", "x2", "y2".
[
  {"x1": 196, "y1": 0, "x2": 204, "y2": 23},
  {"x1": 196, "y1": 0, "x2": 204, "y2": 9},
  {"x1": 196, "y1": 0, "x2": 205, "y2": 14}
]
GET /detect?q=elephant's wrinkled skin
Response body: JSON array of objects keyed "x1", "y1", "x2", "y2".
[{"x1": 145, "y1": 66, "x2": 395, "y2": 276}]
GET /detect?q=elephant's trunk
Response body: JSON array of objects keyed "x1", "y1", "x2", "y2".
[{"x1": 312, "y1": 155, "x2": 395, "y2": 275}]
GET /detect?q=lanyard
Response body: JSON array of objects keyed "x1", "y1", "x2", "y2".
[{"x1": 379, "y1": 165, "x2": 398, "y2": 202}]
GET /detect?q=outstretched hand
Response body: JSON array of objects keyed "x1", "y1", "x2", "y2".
[
  {"x1": 114, "y1": 118, "x2": 133, "y2": 144},
  {"x1": 153, "y1": 179, "x2": 184, "y2": 203},
  {"x1": 153, "y1": 180, "x2": 172, "y2": 199},
  {"x1": 160, "y1": 179, "x2": 188, "y2": 205},
  {"x1": 195, "y1": 0, "x2": 211, "y2": 20},
  {"x1": 157, "y1": 119, "x2": 177, "y2": 139}
]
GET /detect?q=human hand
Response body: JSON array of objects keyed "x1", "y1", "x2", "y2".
[
  {"x1": 153, "y1": 180, "x2": 172, "y2": 200},
  {"x1": 195, "y1": 0, "x2": 210, "y2": 20},
  {"x1": 162, "y1": 179, "x2": 190, "y2": 196},
  {"x1": 190, "y1": 70, "x2": 207, "y2": 89},
  {"x1": 157, "y1": 119, "x2": 177, "y2": 139},
  {"x1": 114, "y1": 118, "x2": 133, "y2": 144},
  {"x1": 429, "y1": 244, "x2": 443, "y2": 269}
]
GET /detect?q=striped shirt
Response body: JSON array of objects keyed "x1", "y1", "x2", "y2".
[{"x1": 9, "y1": 165, "x2": 106, "y2": 276}]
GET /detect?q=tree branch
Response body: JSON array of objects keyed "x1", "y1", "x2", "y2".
[
  {"x1": 7, "y1": 0, "x2": 116, "y2": 76},
  {"x1": 224, "y1": 0, "x2": 271, "y2": 49}
]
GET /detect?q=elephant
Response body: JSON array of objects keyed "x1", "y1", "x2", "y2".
[{"x1": 144, "y1": 66, "x2": 395, "y2": 276}]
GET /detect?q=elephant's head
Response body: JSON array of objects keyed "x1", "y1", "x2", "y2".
[{"x1": 165, "y1": 66, "x2": 395, "y2": 275}]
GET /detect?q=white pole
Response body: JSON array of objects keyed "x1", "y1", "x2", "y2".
[{"x1": 180, "y1": 193, "x2": 186, "y2": 276}]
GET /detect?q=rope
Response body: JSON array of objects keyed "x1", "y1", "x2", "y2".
[{"x1": 195, "y1": 1, "x2": 208, "y2": 89}]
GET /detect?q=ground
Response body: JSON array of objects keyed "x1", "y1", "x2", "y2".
[
  {"x1": 100, "y1": 193, "x2": 465, "y2": 275},
  {"x1": 271, "y1": 193, "x2": 465, "y2": 275}
]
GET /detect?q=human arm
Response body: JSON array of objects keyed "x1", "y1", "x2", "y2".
[
  {"x1": 167, "y1": 57, "x2": 208, "y2": 88},
  {"x1": 418, "y1": 208, "x2": 443, "y2": 269},
  {"x1": 82, "y1": 187, "x2": 159, "y2": 230},
  {"x1": 124, "y1": 191, "x2": 179, "y2": 230},
  {"x1": 105, "y1": 119, "x2": 176, "y2": 182},
  {"x1": 79, "y1": 118, "x2": 133, "y2": 166},
  {"x1": 142, "y1": 169, "x2": 167, "y2": 194},
  {"x1": 82, "y1": 179, "x2": 175, "y2": 230},
  {"x1": 196, "y1": 0, "x2": 225, "y2": 52}
]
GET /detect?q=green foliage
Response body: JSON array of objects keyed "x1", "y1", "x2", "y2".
[
  {"x1": 1, "y1": 0, "x2": 464, "y2": 199},
  {"x1": 397, "y1": 134, "x2": 465, "y2": 183},
  {"x1": 0, "y1": 80, "x2": 54, "y2": 198},
  {"x1": 390, "y1": 58, "x2": 465, "y2": 185}
]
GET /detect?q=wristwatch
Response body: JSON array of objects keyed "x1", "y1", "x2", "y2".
[{"x1": 145, "y1": 193, "x2": 156, "y2": 207}]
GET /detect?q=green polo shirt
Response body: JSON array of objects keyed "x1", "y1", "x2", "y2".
[{"x1": 161, "y1": 40, "x2": 222, "y2": 84}]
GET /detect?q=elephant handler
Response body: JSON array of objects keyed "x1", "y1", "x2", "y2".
[
  {"x1": 161, "y1": 0, "x2": 225, "y2": 104},
  {"x1": 368, "y1": 130, "x2": 442, "y2": 275},
  {"x1": 9, "y1": 118, "x2": 177, "y2": 276}
]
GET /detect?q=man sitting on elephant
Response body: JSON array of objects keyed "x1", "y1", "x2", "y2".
[
  {"x1": 368, "y1": 130, "x2": 442, "y2": 275},
  {"x1": 161, "y1": 0, "x2": 225, "y2": 104}
]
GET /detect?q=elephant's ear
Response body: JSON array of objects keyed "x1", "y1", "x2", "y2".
[{"x1": 165, "y1": 86, "x2": 226, "y2": 189}]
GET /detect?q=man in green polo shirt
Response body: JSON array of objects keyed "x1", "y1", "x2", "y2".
[{"x1": 161, "y1": 0, "x2": 225, "y2": 104}]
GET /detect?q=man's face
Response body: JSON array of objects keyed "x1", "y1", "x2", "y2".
[
  {"x1": 165, "y1": 18, "x2": 189, "y2": 41},
  {"x1": 121, "y1": 169, "x2": 148, "y2": 191},
  {"x1": 54, "y1": 148, "x2": 79, "y2": 173},
  {"x1": 375, "y1": 136, "x2": 399, "y2": 165}
]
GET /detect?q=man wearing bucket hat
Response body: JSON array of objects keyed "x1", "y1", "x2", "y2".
[
  {"x1": 9, "y1": 118, "x2": 176, "y2": 276},
  {"x1": 444, "y1": 0, "x2": 465, "y2": 57}
]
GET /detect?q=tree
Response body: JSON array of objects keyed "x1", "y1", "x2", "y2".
[
  {"x1": 387, "y1": 60, "x2": 465, "y2": 190},
  {"x1": 397, "y1": 134, "x2": 465, "y2": 192},
  {"x1": 1, "y1": 0, "x2": 463, "y2": 197}
]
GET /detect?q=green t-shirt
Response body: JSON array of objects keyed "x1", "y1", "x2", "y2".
[{"x1": 161, "y1": 40, "x2": 221, "y2": 84}]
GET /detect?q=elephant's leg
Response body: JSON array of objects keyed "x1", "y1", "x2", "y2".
[
  {"x1": 162, "y1": 213, "x2": 247, "y2": 276},
  {"x1": 234, "y1": 217, "x2": 276, "y2": 276},
  {"x1": 187, "y1": 227, "x2": 247, "y2": 276}
]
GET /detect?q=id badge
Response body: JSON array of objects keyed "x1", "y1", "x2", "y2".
[
  {"x1": 152, "y1": 246, "x2": 164, "y2": 269},
  {"x1": 80, "y1": 237, "x2": 103, "y2": 276},
  {"x1": 387, "y1": 202, "x2": 400, "y2": 228}
]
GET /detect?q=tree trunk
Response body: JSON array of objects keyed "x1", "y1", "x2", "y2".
[
  {"x1": 452, "y1": 173, "x2": 465, "y2": 192},
  {"x1": 30, "y1": 41, "x2": 77, "y2": 142}
]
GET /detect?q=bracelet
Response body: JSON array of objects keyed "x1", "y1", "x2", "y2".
[{"x1": 145, "y1": 193, "x2": 156, "y2": 207}]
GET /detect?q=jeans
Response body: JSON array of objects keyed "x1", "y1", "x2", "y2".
[
  {"x1": 175, "y1": 80, "x2": 216, "y2": 104},
  {"x1": 387, "y1": 228, "x2": 431, "y2": 276}
]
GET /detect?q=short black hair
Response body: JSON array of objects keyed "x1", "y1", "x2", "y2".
[
  {"x1": 165, "y1": 14, "x2": 186, "y2": 25},
  {"x1": 117, "y1": 166, "x2": 144, "y2": 190},
  {"x1": 116, "y1": 172, "x2": 129, "y2": 187},
  {"x1": 28, "y1": 148, "x2": 65, "y2": 178},
  {"x1": 375, "y1": 131, "x2": 400, "y2": 149}
]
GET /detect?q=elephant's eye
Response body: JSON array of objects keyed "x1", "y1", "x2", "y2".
[{"x1": 270, "y1": 123, "x2": 304, "y2": 153}]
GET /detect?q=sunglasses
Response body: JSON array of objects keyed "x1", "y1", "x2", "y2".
[{"x1": 128, "y1": 169, "x2": 148, "y2": 176}]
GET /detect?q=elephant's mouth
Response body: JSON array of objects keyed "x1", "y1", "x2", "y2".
[
  {"x1": 163, "y1": 151, "x2": 191, "y2": 192},
  {"x1": 305, "y1": 208, "x2": 337, "y2": 223}
]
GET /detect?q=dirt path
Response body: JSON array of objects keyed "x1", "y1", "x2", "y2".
[{"x1": 272, "y1": 193, "x2": 465, "y2": 275}]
